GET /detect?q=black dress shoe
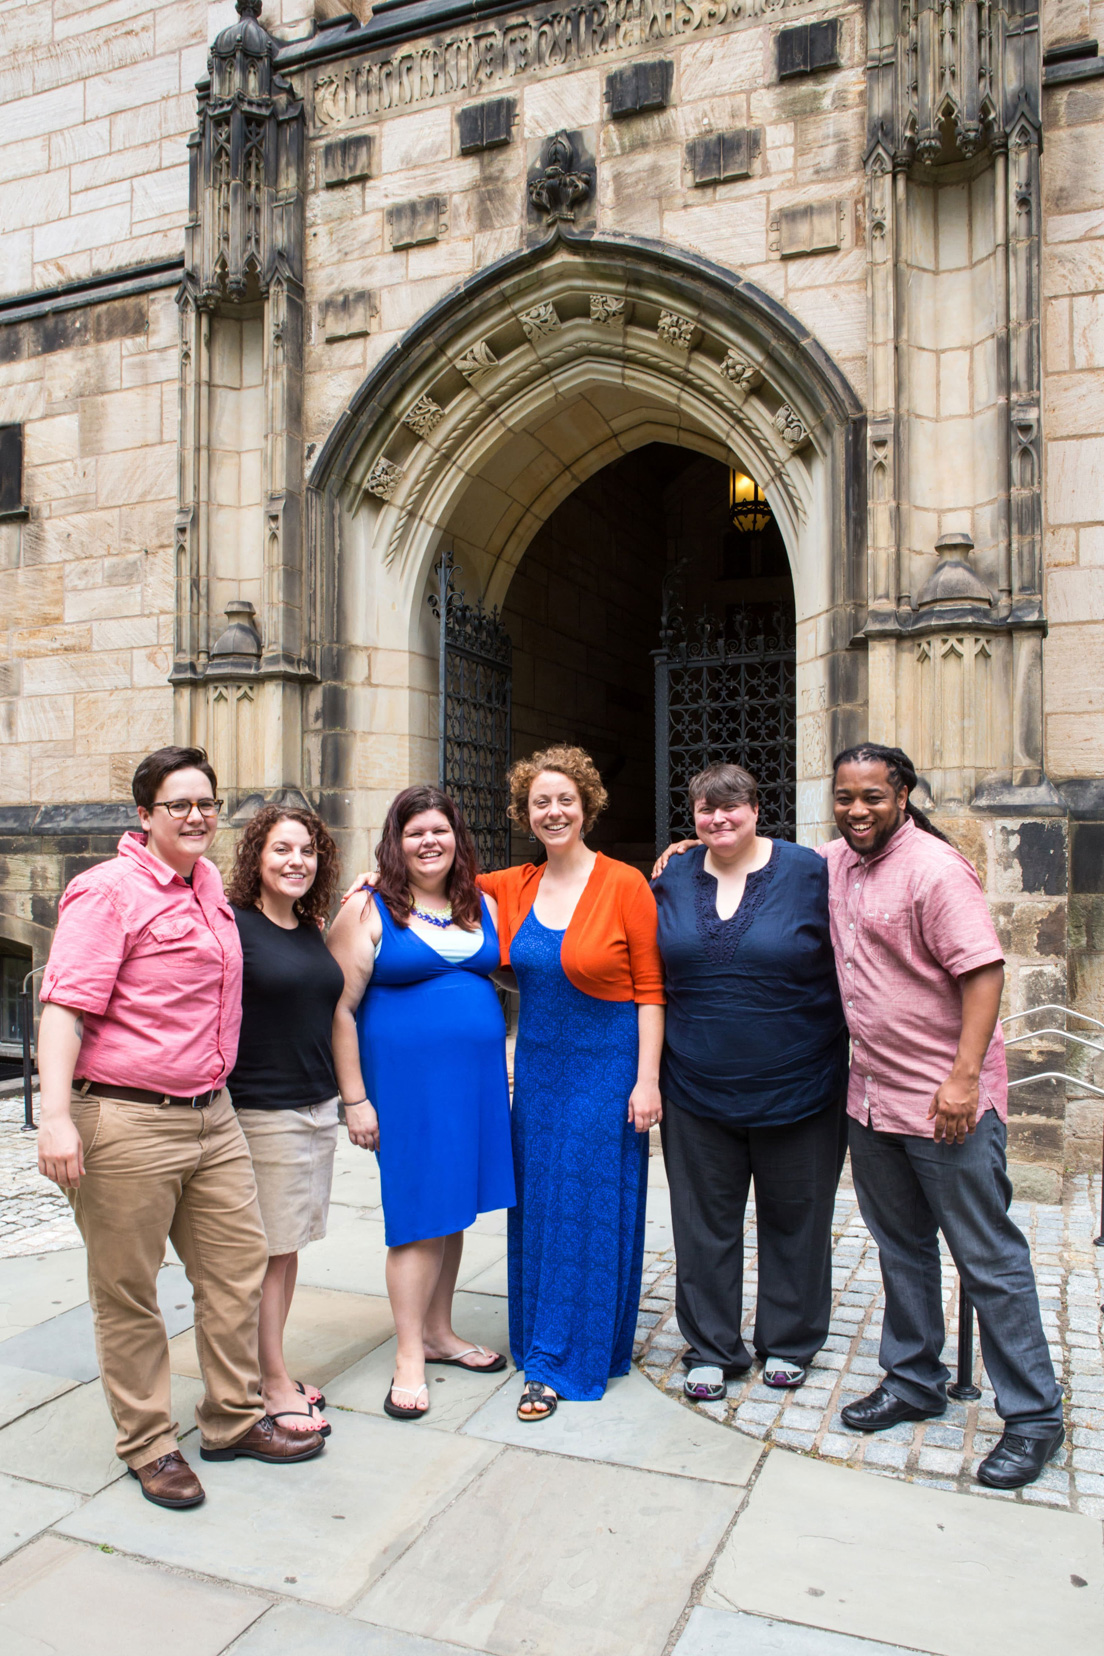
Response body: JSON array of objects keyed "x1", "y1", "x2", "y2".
[
  {"x1": 976, "y1": 1426, "x2": 1065, "y2": 1489},
  {"x1": 840, "y1": 1384, "x2": 945, "y2": 1432}
]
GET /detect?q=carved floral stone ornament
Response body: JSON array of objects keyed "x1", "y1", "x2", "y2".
[
  {"x1": 773, "y1": 405, "x2": 809, "y2": 450},
  {"x1": 590, "y1": 294, "x2": 626, "y2": 325},
  {"x1": 520, "y1": 301, "x2": 561, "y2": 340},
  {"x1": 455, "y1": 340, "x2": 498, "y2": 381},
  {"x1": 719, "y1": 348, "x2": 763, "y2": 390},
  {"x1": 366, "y1": 457, "x2": 404, "y2": 501},
  {"x1": 528, "y1": 131, "x2": 591, "y2": 225},
  {"x1": 657, "y1": 310, "x2": 695, "y2": 348},
  {"x1": 402, "y1": 394, "x2": 445, "y2": 439}
]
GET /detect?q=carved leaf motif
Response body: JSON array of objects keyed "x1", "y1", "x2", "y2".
[
  {"x1": 590, "y1": 294, "x2": 626, "y2": 325},
  {"x1": 403, "y1": 394, "x2": 445, "y2": 438},
  {"x1": 520, "y1": 301, "x2": 561, "y2": 340},
  {"x1": 719, "y1": 347, "x2": 762, "y2": 389},
  {"x1": 657, "y1": 310, "x2": 695, "y2": 348},
  {"x1": 456, "y1": 340, "x2": 498, "y2": 380},
  {"x1": 366, "y1": 457, "x2": 403, "y2": 501},
  {"x1": 773, "y1": 405, "x2": 809, "y2": 450},
  {"x1": 528, "y1": 131, "x2": 591, "y2": 224}
]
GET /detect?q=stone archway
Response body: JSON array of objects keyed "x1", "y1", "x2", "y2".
[{"x1": 307, "y1": 231, "x2": 865, "y2": 858}]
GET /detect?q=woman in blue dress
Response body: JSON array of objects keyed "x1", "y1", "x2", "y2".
[
  {"x1": 479, "y1": 746, "x2": 666, "y2": 1420},
  {"x1": 328, "y1": 786, "x2": 515, "y2": 1420}
]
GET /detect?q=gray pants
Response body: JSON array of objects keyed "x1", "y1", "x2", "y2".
[{"x1": 848, "y1": 1111, "x2": 1063, "y2": 1436}]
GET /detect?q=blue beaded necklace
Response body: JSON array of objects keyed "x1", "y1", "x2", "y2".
[{"x1": 411, "y1": 902, "x2": 453, "y2": 928}]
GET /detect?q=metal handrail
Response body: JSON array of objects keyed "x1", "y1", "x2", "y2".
[
  {"x1": 19, "y1": 966, "x2": 45, "y2": 1133},
  {"x1": 1002, "y1": 1004, "x2": 1104, "y2": 1032},
  {"x1": 1000, "y1": 1004, "x2": 1104, "y2": 1246}
]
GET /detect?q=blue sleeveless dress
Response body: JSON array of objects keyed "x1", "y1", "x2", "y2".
[
  {"x1": 356, "y1": 898, "x2": 515, "y2": 1246},
  {"x1": 508, "y1": 908, "x2": 647, "y2": 1401}
]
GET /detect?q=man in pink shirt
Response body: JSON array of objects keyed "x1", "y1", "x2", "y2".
[
  {"x1": 38, "y1": 746, "x2": 323, "y2": 1510},
  {"x1": 828, "y1": 744, "x2": 1063, "y2": 1489}
]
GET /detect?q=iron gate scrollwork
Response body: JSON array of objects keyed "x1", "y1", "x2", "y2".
[
  {"x1": 430, "y1": 550, "x2": 512, "y2": 870},
  {"x1": 654, "y1": 573, "x2": 796, "y2": 852}
]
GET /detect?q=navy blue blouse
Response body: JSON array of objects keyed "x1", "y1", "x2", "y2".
[{"x1": 653, "y1": 840, "x2": 847, "y2": 1127}]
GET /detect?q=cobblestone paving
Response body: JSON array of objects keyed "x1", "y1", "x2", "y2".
[
  {"x1": 0, "y1": 1091, "x2": 78, "y2": 1257},
  {"x1": 634, "y1": 1172, "x2": 1104, "y2": 1520}
]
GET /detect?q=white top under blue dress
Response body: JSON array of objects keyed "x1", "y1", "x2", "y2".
[{"x1": 355, "y1": 896, "x2": 515, "y2": 1246}]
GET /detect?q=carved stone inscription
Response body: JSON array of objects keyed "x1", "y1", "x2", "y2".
[{"x1": 310, "y1": 0, "x2": 823, "y2": 128}]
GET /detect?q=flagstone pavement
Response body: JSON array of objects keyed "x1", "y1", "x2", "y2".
[{"x1": 0, "y1": 1093, "x2": 1101, "y2": 1656}]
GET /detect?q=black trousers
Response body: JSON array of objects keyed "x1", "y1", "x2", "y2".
[{"x1": 660, "y1": 1094, "x2": 847, "y2": 1370}]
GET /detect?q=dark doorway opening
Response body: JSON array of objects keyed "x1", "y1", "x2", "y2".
[{"x1": 499, "y1": 442, "x2": 797, "y2": 865}]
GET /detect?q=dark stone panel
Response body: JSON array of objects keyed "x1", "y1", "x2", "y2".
[
  {"x1": 0, "y1": 807, "x2": 37, "y2": 833},
  {"x1": 93, "y1": 295, "x2": 148, "y2": 342},
  {"x1": 35, "y1": 803, "x2": 139, "y2": 834},
  {"x1": 778, "y1": 18, "x2": 840, "y2": 80},
  {"x1": 1071, "y1": 821, "x2": 1104, "y2": 892},
  {"x1": 1016, "y1": 820, "x2": 1067, "y2": 895},
  {"x1": 606, "y1": 59, "x2": 673, "y2": 118},
  {"x1": 458, "y1": 96, "x2": 515, "y2": 154}
]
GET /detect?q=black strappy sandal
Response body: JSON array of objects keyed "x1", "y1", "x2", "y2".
[{"x1": 517, "y1": 1381, "x2": 557, "y2": 1422}]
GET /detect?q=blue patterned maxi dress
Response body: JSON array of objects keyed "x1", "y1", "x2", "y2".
[{"x1": 508, "y1": 907, "x2": 647, "y2": 1401}]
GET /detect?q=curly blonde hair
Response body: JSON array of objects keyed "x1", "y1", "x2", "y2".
[{"x1": 507, "y1": 744, "x2": 609, "y2": 834}]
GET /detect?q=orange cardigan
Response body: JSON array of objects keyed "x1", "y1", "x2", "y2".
[{"x1": 478, "y1": 853, "x2": 665, "y2": 1006}]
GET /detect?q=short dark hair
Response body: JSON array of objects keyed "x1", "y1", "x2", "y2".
[
  {"x1": 687, "y1": 761, "x2": 759, "y2": 814},
  {"x1": 132, "y1": 746, "x2": 217, "y2": 812}
]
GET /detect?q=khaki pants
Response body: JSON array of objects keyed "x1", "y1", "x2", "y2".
[{"x1": 68, "y1": 1089, "x2": 268, "y2": 1468}]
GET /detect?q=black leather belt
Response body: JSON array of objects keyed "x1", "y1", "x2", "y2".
[{"x1": 76, "y1": 1080, "x2": 219, "y2": 1109}]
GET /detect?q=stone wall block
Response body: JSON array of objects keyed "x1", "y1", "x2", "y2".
[{"x1": 993, "y1": 820, "x2": 1068, "y2": 897}]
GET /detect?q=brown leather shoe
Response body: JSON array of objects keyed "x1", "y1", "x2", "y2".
[
  {"x1": 129, "y1": 1450, "x2": 205, "y2": 1509},
  {"x1": 199, "y1": 1413, "x2": 325, "y2": 1464}
]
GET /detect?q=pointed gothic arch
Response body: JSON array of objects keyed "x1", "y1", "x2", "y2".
[{"x1": 305, "y1": 230, "x2": 867, "y2": 844}]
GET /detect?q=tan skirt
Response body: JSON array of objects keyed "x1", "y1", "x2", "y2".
[{"x1": 236, "y1": 1097, "x2": 340, "y2": 1256}]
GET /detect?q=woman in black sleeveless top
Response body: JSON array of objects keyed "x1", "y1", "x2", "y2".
[{"x1": 226, "y1": 805, "x2": 346, "y2": 1436}]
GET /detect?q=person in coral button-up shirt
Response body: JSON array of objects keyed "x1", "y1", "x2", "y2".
[{"x1": 37, "y1": 747, "x2": 322, "y2": 1512}]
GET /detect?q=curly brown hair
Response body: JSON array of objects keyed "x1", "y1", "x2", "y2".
[
  {"x1": 374, "y1": 786, "x2": 483, "y2": 930},
  {"x1": 225, "y1": 804, "x2": 340, "y2": 925},
  {"x1": 507, "y1": 744, "x2": 609, "y2": 833}
]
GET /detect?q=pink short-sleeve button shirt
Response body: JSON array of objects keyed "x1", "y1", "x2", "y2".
[
  {"x1": 40, "y1": 832, "x2": 243, "y2": 1095},
  {"x1": 820, "y1": 816, "x2": 1006, "y2": 1135}
]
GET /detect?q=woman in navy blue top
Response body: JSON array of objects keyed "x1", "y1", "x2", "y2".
[{"x1": 652, "y1": 762, "x2": 847, "y2": 1401}]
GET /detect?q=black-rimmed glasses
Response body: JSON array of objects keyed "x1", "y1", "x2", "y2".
[{"x1": 152, "y1": 799, "x2": 224, "y2": 820}]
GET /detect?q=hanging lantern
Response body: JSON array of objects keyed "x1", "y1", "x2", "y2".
[{"x1": 729, "y1": 470, "x2": 773, "y2": 534}]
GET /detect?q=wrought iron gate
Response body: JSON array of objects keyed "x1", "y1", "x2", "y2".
[
  {"x1": 430, "y1": 550, "x2": 512, "y2": 870},
  {"x1": 654, "y1": 577, "x2": 796, "y2": 852}
]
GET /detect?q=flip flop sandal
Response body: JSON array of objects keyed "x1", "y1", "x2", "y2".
[
  {"x1": 294, "y1": 1381, "x2": 325, "y2": 1409},
  {"x1": 269, "y1": 1408, "x2": 332, "y2": 1439},
  {"x1": 763, "y1": 1358, "x2": 807, "y2": 1389},
  {"x1": 383, "y1": 1382, "x2": 429, "y2": 1420},
  {"x1": 517, "y1": 1381, "x2": 557, "y2": 1422},
  {"x1": 684, "y1": 1366, "x2": 727, "y2": 1402},
  {"x1": 425, "y1": 1344, "x2": 507, "y2": 1374}
]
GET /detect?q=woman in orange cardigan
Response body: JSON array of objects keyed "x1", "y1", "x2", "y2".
[{"x1": 480, "y1": 745, "x2": 665, "y2": 1421}]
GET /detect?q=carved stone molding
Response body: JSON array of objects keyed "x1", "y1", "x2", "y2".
[
  {"x1": 528, "y1": 131, "x2": 590, "y2": 225},
  {"x1": 866, "y1": 0, "x2": 1041, "y2": 169},
  {"x1": 589, "y1": 294, "x2": 625, "y2": 325},
  {"x1": 402, "y1": 394, "x2": 445, "y2": 438},
  {"x1": 185, "y1": 0, "x2": 304, "y2": 306},
  {"x1": 365, "y1": 457, "x2": 404, "y2": 500},
  {"x1": 520, "y1": 301, "x2": 560, "y2": 340},
  {"x1": 657, "y1": 310, "x2": 695, "y2": 348}
]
